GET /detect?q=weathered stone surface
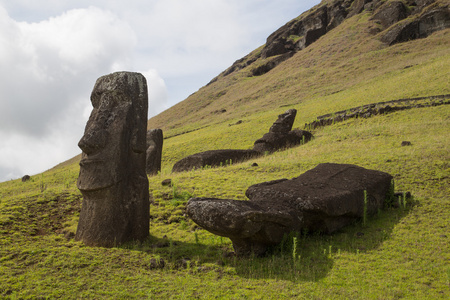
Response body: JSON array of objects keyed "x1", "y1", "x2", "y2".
[
  {"x1": 269, "y1": 109, "x2": 297, "y2": 133},
  {"x1": 187, "y1": 163, "x2": 393, "y2": 256},
  {"x1": 348, "y1": 0, "x2": 372, "y2": 18},
  {"x1": 251, "y1": 52, "x2": 294, "y2": 76},
  {"x1": 161, "y1": 179, "x2": 172, "y2": 186},
  {"x1": 172, "y1": 109, "x2": 312, "y2": 173},
  {"x1": 253, "y1": 109, "x2": 313, "y2": 154},
  {"x1": 371, "y1": 1, "x2": 408, "y2": 29},
  {"x1": 262, "y1": 5, "x2": 331, "y2": 58},
  {"x1": 76, "y1": 71, "x2": 149, "y2": 247},
  {"x1": 215, "y1": 1, "x2": 447, "y2": 79},
  {"x1": 380, "y1": 3, "x2": 449, "y2": 45},
  {"x1": 172, "y1": 149, "x2": 261, "y2": 173},
  {"x1": 146, "y1": 129, "x2": 163, "y2": 175},
  {"x1": 253, "y1": 130, "x2": 312, "y2": 154}
]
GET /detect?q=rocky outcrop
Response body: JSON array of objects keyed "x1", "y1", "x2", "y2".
[
  {"x1": 379, "y1": 2, "x2": 450, "y2": 45},
  {"x1": 251, "y1": 52, "x2": 294, "y2": 77},
  {"x1": 212, "y1": 0, "x2": 448, "y2": 79},
  {"x1": 187, "y1": 163, "x2": 393, "y2": 256},
  {"x1": 304, "y1": 94, "x2": 450, "y2": 130},
  {"x1": 76, "y1": 72, "x2": 149, "y2": 247},
  {"x1": 371, "y1": 1, "x2": 409, "y2": 29}
]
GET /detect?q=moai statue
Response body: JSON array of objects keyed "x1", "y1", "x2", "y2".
[
  {"x1": 253, "y1": 109, "x2": 305, "y2": 154},
  {"x1": 269, "y1": 109, "x2": 297, "y2": 133},
  {"x1": 76, "y1": 72, "x2": 149, "y2": 247},
  {"x1": 146, "y1": 129, "x2": 163, "y2": 175}
]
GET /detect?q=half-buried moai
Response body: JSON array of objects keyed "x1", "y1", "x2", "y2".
[
  {"x1": 76, "y1": 72, "x2": 150, "y2": 247},
  {"x1": 146, "y1": 129, "x2": 163, "y2": 175},
  {"x1": 253, "y1": 109, "x2": 312, "y2": 154}
]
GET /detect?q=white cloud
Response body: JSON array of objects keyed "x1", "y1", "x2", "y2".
[
  {"x1": 142, "y1": 69, "x2": 169, "y2": 117},
  {"x1": 0, "y1": 0, "x2": 321, "y2": 182},
  {"x1": 0, "y1": 5, "x2": 168, "y2": 181}
]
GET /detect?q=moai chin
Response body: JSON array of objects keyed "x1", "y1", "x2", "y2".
[{"x1": 75, "y1": 71, "x2": 149, "y2": 247}]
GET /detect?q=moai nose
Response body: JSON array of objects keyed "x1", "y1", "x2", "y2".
[{"x1": 78, "y1": 129, "x2": 107, "y2": 155}]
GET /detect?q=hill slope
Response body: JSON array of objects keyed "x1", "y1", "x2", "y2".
[
  {"x1": 148, "y1": 0, "x2": 450, "y2": 138},
  {"x1": 1, "y1": 0, "x2": 449, "y2": 298}
]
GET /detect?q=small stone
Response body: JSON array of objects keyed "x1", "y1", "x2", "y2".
[
  {"x1": 21, "y1": 175, "x2": 31, "y2": 182},
  {"x1": 161, "y1": 179, "x2": 172, "y2": 187},
  {"x1": 401, "y1": 141, "x2": 412, "y2": 146},
  {"x1": 149, "y1": 258, "x2": 165, "y2": 269},
  {"x1": 251, "y1": 163, "x2": 259, "y2": 167}
]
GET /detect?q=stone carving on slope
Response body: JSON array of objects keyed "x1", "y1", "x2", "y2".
[
  {"x1": 172, "y1": 109, "x2": 313, "y2": 173},
  {"x1": 146, "y1": 129, "x2": 163, "y2": 175},
  {"x1": 253, "y1": 109, "x2": 312, "y2": 154},
  {"x1": 186, "y1": 163, "x2": 393, "y2": 256}
]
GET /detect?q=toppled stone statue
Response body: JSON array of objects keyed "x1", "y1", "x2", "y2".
[
  {"x1": 172, "y1": 109, "x2": 312, "y2": 172},
  {"x1": 187, "y1": 163, "x2": 393, "y2": 256},
  {"x1": 146, "y1": 129, "x2": 163, "y2": 175},
  {"x1": 76, "y1": 71, "x2": 150, "y2": 247},
  {"x1": 253, "y1": 109, "x2": 312, "y2": 154},
  {"x1": 172, "y1": 149, "x2": 260, "y2": 173}
]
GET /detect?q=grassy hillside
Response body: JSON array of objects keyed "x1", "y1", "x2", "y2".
[{"x1": 1, "y1": 4, "x2": 449, "y2": 300}]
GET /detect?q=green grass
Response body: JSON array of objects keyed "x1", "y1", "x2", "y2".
[
  {"x1": 1, "y1": 5, "x2": 449, "y2": 299},
  {"x1": 1, "y1": 105, "x2": 448, "y2": 299}
]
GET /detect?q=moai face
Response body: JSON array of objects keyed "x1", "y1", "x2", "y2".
[
  {"x1": 75, "y1": 72, "x2": 149, "y2": 247},
  {"x1": 77, "y1": 73, "x2": 147, "y2": 191}
]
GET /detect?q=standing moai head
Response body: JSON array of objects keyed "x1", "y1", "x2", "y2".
[
  {"x1": 269, "y1": 109, "x2": 297, "y2": 133},
  {"x1": 76, "y1": 71, "x2": 149, "y2": 247},
  {"x1": 146, "y1": 129, "x2": 163, "y2": 175}
]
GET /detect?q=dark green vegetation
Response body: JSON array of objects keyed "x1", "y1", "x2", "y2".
[{"x1": 1, "y1": 2, "x2": 449, "y2": 299}]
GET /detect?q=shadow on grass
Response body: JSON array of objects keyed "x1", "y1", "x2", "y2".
[
  {"x1": 143, "y1": 181, "x2": 415, "y2": 283},
  {"x1": 232, "y1": 204, "x2": 414, "y2": 282},
  {"x1": 127, "y1": 204, "x2": 414, "y2": 282}
]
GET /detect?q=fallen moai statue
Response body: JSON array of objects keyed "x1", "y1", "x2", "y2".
[
  {"x1": 172, "y1": 109, "x2": 312, "y2": 172},
  {"x1": 172, "y1": 149, "x2": 260, "y2": 173},
  {"x1": 186, "y1": 163, "x2": 393, "y2": 256}
]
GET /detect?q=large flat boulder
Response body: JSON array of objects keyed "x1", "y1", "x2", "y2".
[{"x1": 187, "y1": 163, "x2": 393, "y2": 256}]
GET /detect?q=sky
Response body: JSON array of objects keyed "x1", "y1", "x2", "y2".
[{"x1": 0, "y1": 0, "x2": 321, "y2": 182}]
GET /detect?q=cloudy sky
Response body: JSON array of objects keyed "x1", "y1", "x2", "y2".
[{"x1": 0, "y1": 0, "x2": 320, "y2": 182}]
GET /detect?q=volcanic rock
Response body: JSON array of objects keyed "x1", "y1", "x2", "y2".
[
  {"x1": 172, "y1": 149, "x2": 261, "y2": 173},
  {"x1": 146, "y1": 129, "x2": 163, "y2": 175},
  {"x1": 76, "y1": 71, "x2": 150, "y2": 247},
  {"x1": 187, "y1": 163, "x2": 393, "y2": 256}
]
